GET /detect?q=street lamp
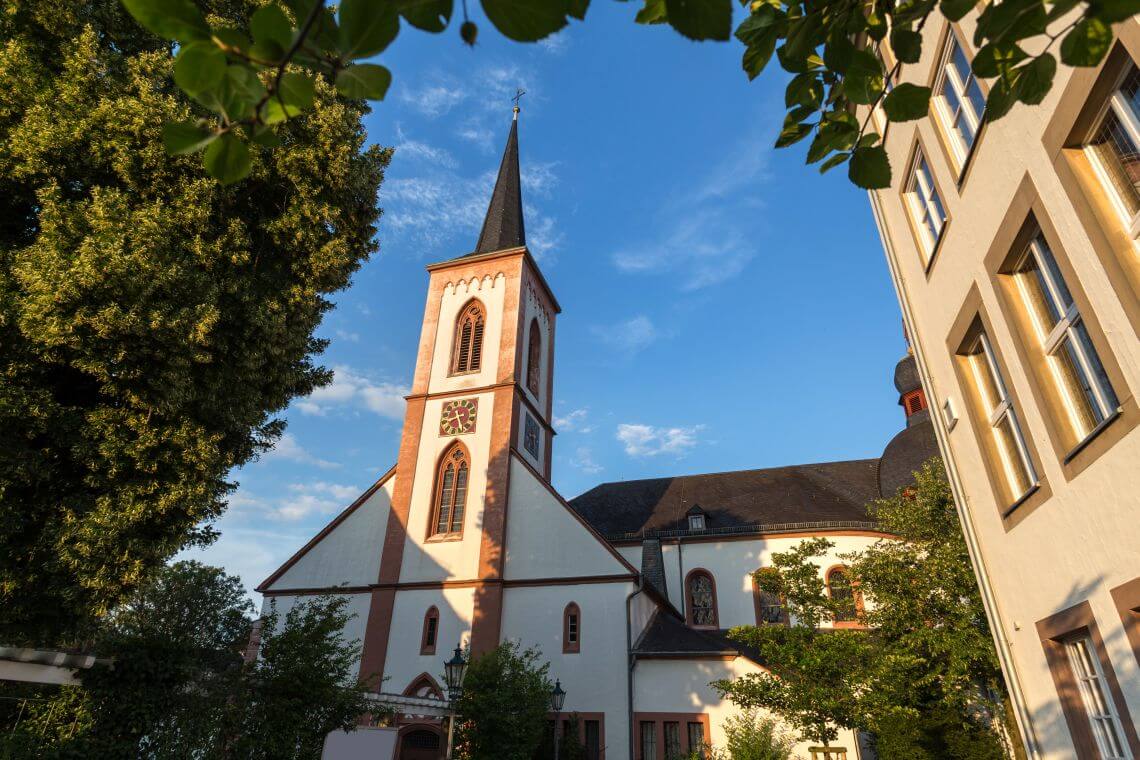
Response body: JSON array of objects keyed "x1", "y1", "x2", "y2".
[
  {"x1": 442, "y1": 645, "x2": 467, "y2": 760},
  {"x1": 550, "y1": 679, "x2": 567, "y2": 760}
]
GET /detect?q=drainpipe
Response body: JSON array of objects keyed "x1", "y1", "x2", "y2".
[
  {"x1": 868, "y1": 189, "x2": 1041, "y2": 759},
  {"x1": 675, "y1": 538, "x2": 685, "y2": 620},
  {"x1": 625, "y1": 576, "x2": 644, "y2": 760}
]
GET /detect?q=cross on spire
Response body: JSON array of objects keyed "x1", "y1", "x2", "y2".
[{"x1": 512, "y1": 88, "x2": 525, "y2": 119}]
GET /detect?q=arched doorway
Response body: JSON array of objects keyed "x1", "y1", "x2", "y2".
[{"x1": 398, "y1": 727, "x2": 442, "y2": 760}]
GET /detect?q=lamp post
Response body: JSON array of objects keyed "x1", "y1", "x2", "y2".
[
  {"x1": 550, "y1": 679, "x2": 566, "y2": 760},
  {"x1": 443, "y1": 645, "x2": 467, "y2": 760}
]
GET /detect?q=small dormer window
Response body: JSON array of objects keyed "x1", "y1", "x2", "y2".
[{"x1": 686, "y1": 506, "x2": 706, "y2": 532}]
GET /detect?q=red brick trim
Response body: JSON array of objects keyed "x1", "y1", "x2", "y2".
[
  {"x1": 563, "y1": 602, "x2": 581, "y2": 654},
  {"x1": 1110, "y1": 577, "x2": 1140, "y2": 668},
  {"x1": 1035, "y1": 600, "x2": 1140, "y2": 757},
  {"x1": 683, "y1": 568, "x2": 719, "y2": 629},
  {"x1": 633, "y1": 712, "x2": 711, "y2": 760},
  {"x1": 420, "y1": 606, "x2": 439, "y2": 656},
  {"x1": 256, "y1": 466, "x2": 396, "y2": 593},
  {"x1": 359, "y1": 587, "x2": 395, "y2": 691}
]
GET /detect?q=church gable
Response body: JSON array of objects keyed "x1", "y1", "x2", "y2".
[
  {"x1": 258, "y1": 469, "x2": 396, "y2": 592},
  {"x1": 504, "y1": 455, "x2": 635, "y2": 580}
]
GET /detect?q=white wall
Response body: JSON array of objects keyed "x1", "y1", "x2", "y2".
[
  {"x1": 267, "y1": 477, "x2": 395, "y2": 591},
  {"x1": 259, "y1": 592, "x2": 372, "y2": 676},
  {"x1": 427, "y1": 273, "x2": 507, "y2": 396},
  {"x1": 504, "y1": 456, "x2": 630, "y2": 580},
  {"x1": 381, "y1": 586, "x2": 476, "y2": 696}
]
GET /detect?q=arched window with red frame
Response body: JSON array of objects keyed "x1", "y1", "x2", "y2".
[
  {"x1": 752, "y1": 570, "x2": 788, "y2": 626},
  {"x1": 685, "y1": 569, "x2": 719, "y2": 629},
  {"x1": 526, "y1": 318, "x2": 542, "y2": 397},
  {"x1": 451, "y1": 299, "x2": 486, "y2": 374},
  {"x1": 420, "y1": 606, "x2": 439, "y2": 655},
  {"x1": 827, "y1": 566, "x2": 861, "y2": 624},
  {"x1": 563, "y1": 602, "x2": 581, "y2": 653},
  {"x1": 430, "y1": 443, "x2": 469, "y2": 537}
]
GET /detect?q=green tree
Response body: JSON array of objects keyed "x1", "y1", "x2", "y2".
[
  {"x1": 1, "y1": 561, "x2": 374, "y2": 758},
  {"x1": 123, "y1": 0, "x2": 1137, "y2": 186},
  {"x1": 705, "y1": 710, "x2": 798, "y2": 760},
  {"x1": 454, "y1": 641, "x2": 552, "y2": 760},
  {"x1": 714, "y1": 461, "x2": 1012, "y2": 758},
  {"x1": 0, "y1": 0, "x2": 390, "y2": 642}
]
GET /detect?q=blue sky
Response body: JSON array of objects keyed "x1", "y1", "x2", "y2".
[{"x1": 185, "y1": 3, "x2": 912, "y2": 601}]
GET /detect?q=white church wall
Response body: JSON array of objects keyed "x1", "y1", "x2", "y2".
[
  {"x1": 504, "y1": 456, "x2": 631, "y2": 580},
  {"x1": 399, "y1": 391, "x2": 498, "y2": 583},
  {"x1": 616, "y1": 545, "x2": 641, "y2": 573},
  {"x1": 382, "y1": 586, "x2": 476, "y2": 695},
  {"x1": 267, "y1": 477, "x2": 396, "y2": 591},
  {"x1": 519, "y1": 278, "x2": 552, "y2": 411},
  {"x1": 629, "y1": 589, "x2": 659, "y2": 646},
  {"x1": 502, "y1": 582, "x2": 634, "y2": 760},
  {"x1": 259, "y1": 592, "x2": 373, "y2": 673},
  {"x1": 427, "y1": 272, "x2": 507, "y2": 397}
]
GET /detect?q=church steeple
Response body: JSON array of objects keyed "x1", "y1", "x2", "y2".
[{"x1": 473, "y1": 108, "x2": 526, "y2": 255}]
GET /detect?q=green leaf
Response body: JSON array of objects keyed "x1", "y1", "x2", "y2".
[
  {"x1": 121, "y1": 0, "x2": 210, "y2": 41},
  {"x1": 940, "y1": 0, "x2": 977, "y2": 21},
  {"x1": 284, "y1": 0, "x2": 319, "y2": 21},
  {"x1": 1089, "y1": 0, "x2": 1140, "y2": 23},
  {"x1": 173, "y1": 42, "x2": 226, "y2": 96},
  {"x1": 1016, "y1": 53, "x2": 1055, "y2": 104},
  {"x1": 398, "y1": 0, "x2": 454, "y2": 30},
  {"x1": 972, "y1": 42, "x2": 1028, "y2": 78},
  {"x1": 566, "y1": 0, "x2": 590, "y2": 21},
  {"x1": 191, "y1": 64, "x2": 265, "y2": 121},
  {"x1": 985, "y1": 73, "x2": 1019, "y2": 120},
  {"x1": 663, "y1": 0, "x2": 732, "y2": 40},
  {"x1": 339, "y1": 0, "x2": 400, "y2": 58},
  {"x1": 481, "y1": 0, "x2": 569, "y2": 40},
  {"x1": 782, "y1": 12, "x2": 822, "y2": 65},
  {"x1": 890, "y1": 28, "x2": 923, "y2": 63},
  {"x1": 263, "y1": 72, "x2": 315, "y2": 123},
  {"x1": 251, "y1": 5, "x2": 294, "y2": 53},
  {"x1": 335, "y1": 64, "x2": 393, "y2": 99},
  {"x1": 975, "y1": 0, "x2": 1047, "y2": 45},
  {"x1": 849, "y1": 145, "x2": 891, "y2": 188},
  {"x1": 823, "y1": 29, "x2": 855, "y2": 73},
  {"x1": 858, "y1": 132, "x2": 881, "y2": 148},
  {"x1": 212, "y1": 27, "x2": 252, "y2": 52},
  {"x1": 735, "y1": 5, "x2": 781, "y2": 41},
  {"x1": 1046, "y1": 0, "x2": 1081, "y2": 21},
  {"x1": 820, "y1": 152, "x2": 850, "y2": 174},
  {"x1": 786, "y1": 73, "x2": 824, "y2": 108},
  {"x1": 635, "y1": 0, "x2": 668, "y2": 24},
  {"x1": 162, "y1": 121, "x2": 218, "y2": 155},
  {"x1": 883, "y1": 83, "x2": 932, "y2": 121},
  {"x1": 203, "y1": 133, "x2": 251, "y2": 185},
  {"x1": 742, "y1": 33, "x2": 778, "y2": 79},
  {"x1": 460, "y1": 20, "x2": 478, "y2": 44},
  {"x1": 775, "y1": 121, "x2": 813, "y2": 148},
  {"x1": 844, "y1": 49, "x2": 884, "y2": 105},
  {"x1": 865, "y1": 9, "x2": 887, "y2": 41},
  {"x1": 1060, "y1": 17, "x2": 1112, "y2": 67},
  {"x1": 251, "y1": 127, "x2": 282, "y2": 147}
]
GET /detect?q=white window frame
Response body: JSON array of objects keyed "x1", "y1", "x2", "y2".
[
  {"x1": 968, "y1": 332, "x2": 1038, "y2": 501},
  {"x1": 688, "y1": 513, "x2": 706, "y2": 531},
  {"x1": 1064, "y1": 635, "x2": 1133, "y2": 760},
  {"x1": 904, "y1": 149, "x2": 946, "y2": 261},
  {"x1": 1084, "y1": 67, "x2": 1140, "y2": 238},
  {"x1": 933, "y1": 34, "x2": 985, "y2": 166},
  {"x1": 872, "y1": 45, "x2": 895, "y2": 135},
  {"x1": 1013, "y1": 234, "x2": 1119, "y2": 440}
]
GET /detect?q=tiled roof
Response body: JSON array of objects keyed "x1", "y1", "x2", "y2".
[{"x1": 634, "y1": 613, "x2": 766, "y2": 666}]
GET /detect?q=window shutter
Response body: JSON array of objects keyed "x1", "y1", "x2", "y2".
[
  {"x1": 470, "y1": 318, "x2": 484, "y2": 370},
  {"x1": 457, "y1": 320, "x2": 472, "y2": 372}
]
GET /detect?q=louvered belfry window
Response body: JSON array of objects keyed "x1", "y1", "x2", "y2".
[
  {"x1": 453, "y1": 301, "x2": 485, "y2": 374},
  {"x1": 526, "y1": 319, "x2": 542, "y2": 397},
  {"x1": 433, "y1": 445, "x2": 469, "y2": 536}
]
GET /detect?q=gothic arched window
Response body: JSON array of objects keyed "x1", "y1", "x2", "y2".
[
  {"x1": 827, "y1": 567, "x2": 860, "y2": 624},
  {"x1": 430, "y1": 443, "x2": 469, "y2": 537},
  {"x1": 526, "y1": 318, "x2": 542, "y2": 397},
  {"x1": 452, "y1": 300, "x2": 485, "y2": 374},
  {"x1": 685, "y1": 569, "x2": 718, "y2": 628},
  {"x1": 420, "y1": 606, "x2": 439, "y2": 655},
  {"x1": 563, "y1": 602, "x2": 581, "y2": 653},
  {"x1": 753, "y1": 573, "x2": 787, "y2": 626}
]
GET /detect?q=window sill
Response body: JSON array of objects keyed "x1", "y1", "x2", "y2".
[
  {"x1": 447, "y1": 369, "x2": 482, "y2": 378},
  {"x1": 1063, "y1": 407, "x2": 1123, "y2": 465},
  {"x1": 425, "y1": 534, "x2": 465, "y2": 543},
  {"x1": 1001, "y1": 483, "x2": 1041, "y2": 519}
]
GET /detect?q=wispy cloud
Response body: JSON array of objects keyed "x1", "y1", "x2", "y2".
[
  {"x1": 616, "y1": 423, "x2": 705, "y2": 457},
  {"x1": 553, "y1": 407, "x2": 593, "y2": 433},
  {"x1": 261, "y1": 433, "x2": 340, "y2": 469},
  {"x1": 592, "y1": 315, "x2": 659, "y2": 353},
  {"x1": 227, "y1": 481, "x2": 362, "y2": 522},
  {"x1": 570, "y1": 446, "x2": 603, "y2": 474},
  {"x1": 610, "y1": 131, "x2": 772, "y2": 290},
  {"x1": 295, "y1": 365, "x2": 408, "y2": 419},
  {"x1": 397, "y1": 76, "x2": 467, "y2": 118}
]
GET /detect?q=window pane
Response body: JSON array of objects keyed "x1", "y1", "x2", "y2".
[
  {"x1": 1065, "y1": 636, "x2": 1130, "y2": 760},
  {"x1": 1052, "y1": 332, "x2": 1102, "y2": 436},
  {"x1": 436, "y1": 464, "x2": 454, "y2": 534},
  {"x1": 664, "y1": 722, "x2": 681, "y2": 759},
  {"x1": 994, "y1": 414, "x2": 1033, "y2": 498},
  {"x1": 585, "y1": 721, "x2": 601, "y2": 760},
  {"x1": 687, "y1": 723, "x2": 706, "y2": 759},
  {"x1": 968, "y1": 348, "x2": 1003, "y2": 413},
  {"x1": 640, "y1": 722, "x2": 657, "y2": 760},
  {"x1": 451, "y1": 463, "x2": 468, "y2": 532},
  {"x1": 689, "y1": 574, "x2": 716, "y2": 626},
  {"x1": 1088, "y1": 109, "x2": 1140, "y2": 217},
  {"x1": 829, "y1": 570, "x2": 857, "y2": 622},
  {"x1": 1074, "y1": 320, "x2": 1118, "y2": 412},
  {"x1": 1014, "y1": 250, "x2": 1064, "y2": 334}
]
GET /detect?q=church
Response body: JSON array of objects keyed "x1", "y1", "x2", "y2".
[{"x1": 255, "y1": 107, "x2": 938, "y2": 760}]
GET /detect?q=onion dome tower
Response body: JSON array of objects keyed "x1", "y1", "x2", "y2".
[{"x1": 878, "y1": 348, "x2": 939, "y2": 497}]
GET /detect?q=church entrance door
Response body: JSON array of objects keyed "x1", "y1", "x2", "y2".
[{"x1": 398, "y1": 727, "x2": 442, "y2": 760}]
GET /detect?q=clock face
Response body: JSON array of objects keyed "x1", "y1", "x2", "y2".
[{"x1": 440, "y1": 398, "x2": 478, "y2": 436}]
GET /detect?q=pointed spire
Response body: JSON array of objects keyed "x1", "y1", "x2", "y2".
[{"x1": 472, "y1": 108, "x2": 525, "y2": 256}]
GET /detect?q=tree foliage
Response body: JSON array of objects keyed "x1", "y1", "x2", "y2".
[
  {"x1": 125, "y1": 0, "x2": 1139, "y2": 185},
  {"x1": 705, "y1": 710, "x2": 799, "y2": 760},
  {"x1": 454, "y1": 640, "x2": 553, "y2": 760},
  {"x1": 0, "y1": 0, "x2": 390, "y2": 642},
  {"x1": 1, "y1": 561, "x2": 374, "y2": 758},
  {"x1": 715, "y1": 461, "x2": 1012, "y2": 757}
]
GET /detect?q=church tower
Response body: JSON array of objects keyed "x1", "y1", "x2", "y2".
[{"x1": 358, "y1": 107, "x2": 562, "y2": 681}]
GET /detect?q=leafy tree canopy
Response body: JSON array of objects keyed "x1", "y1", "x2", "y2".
[
  {"x1": 0, "y1": 0, "x2": 390, "y2": 642},
  {"x1": 715, "y1": 461, "x2": 1013, "y2": 757},
  {"x1": 123, "y1": 0, "x2": 1138, "y2": 186},
  {"x1": 454, "y1": 640, "x2": 553, "y2": 760}
]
